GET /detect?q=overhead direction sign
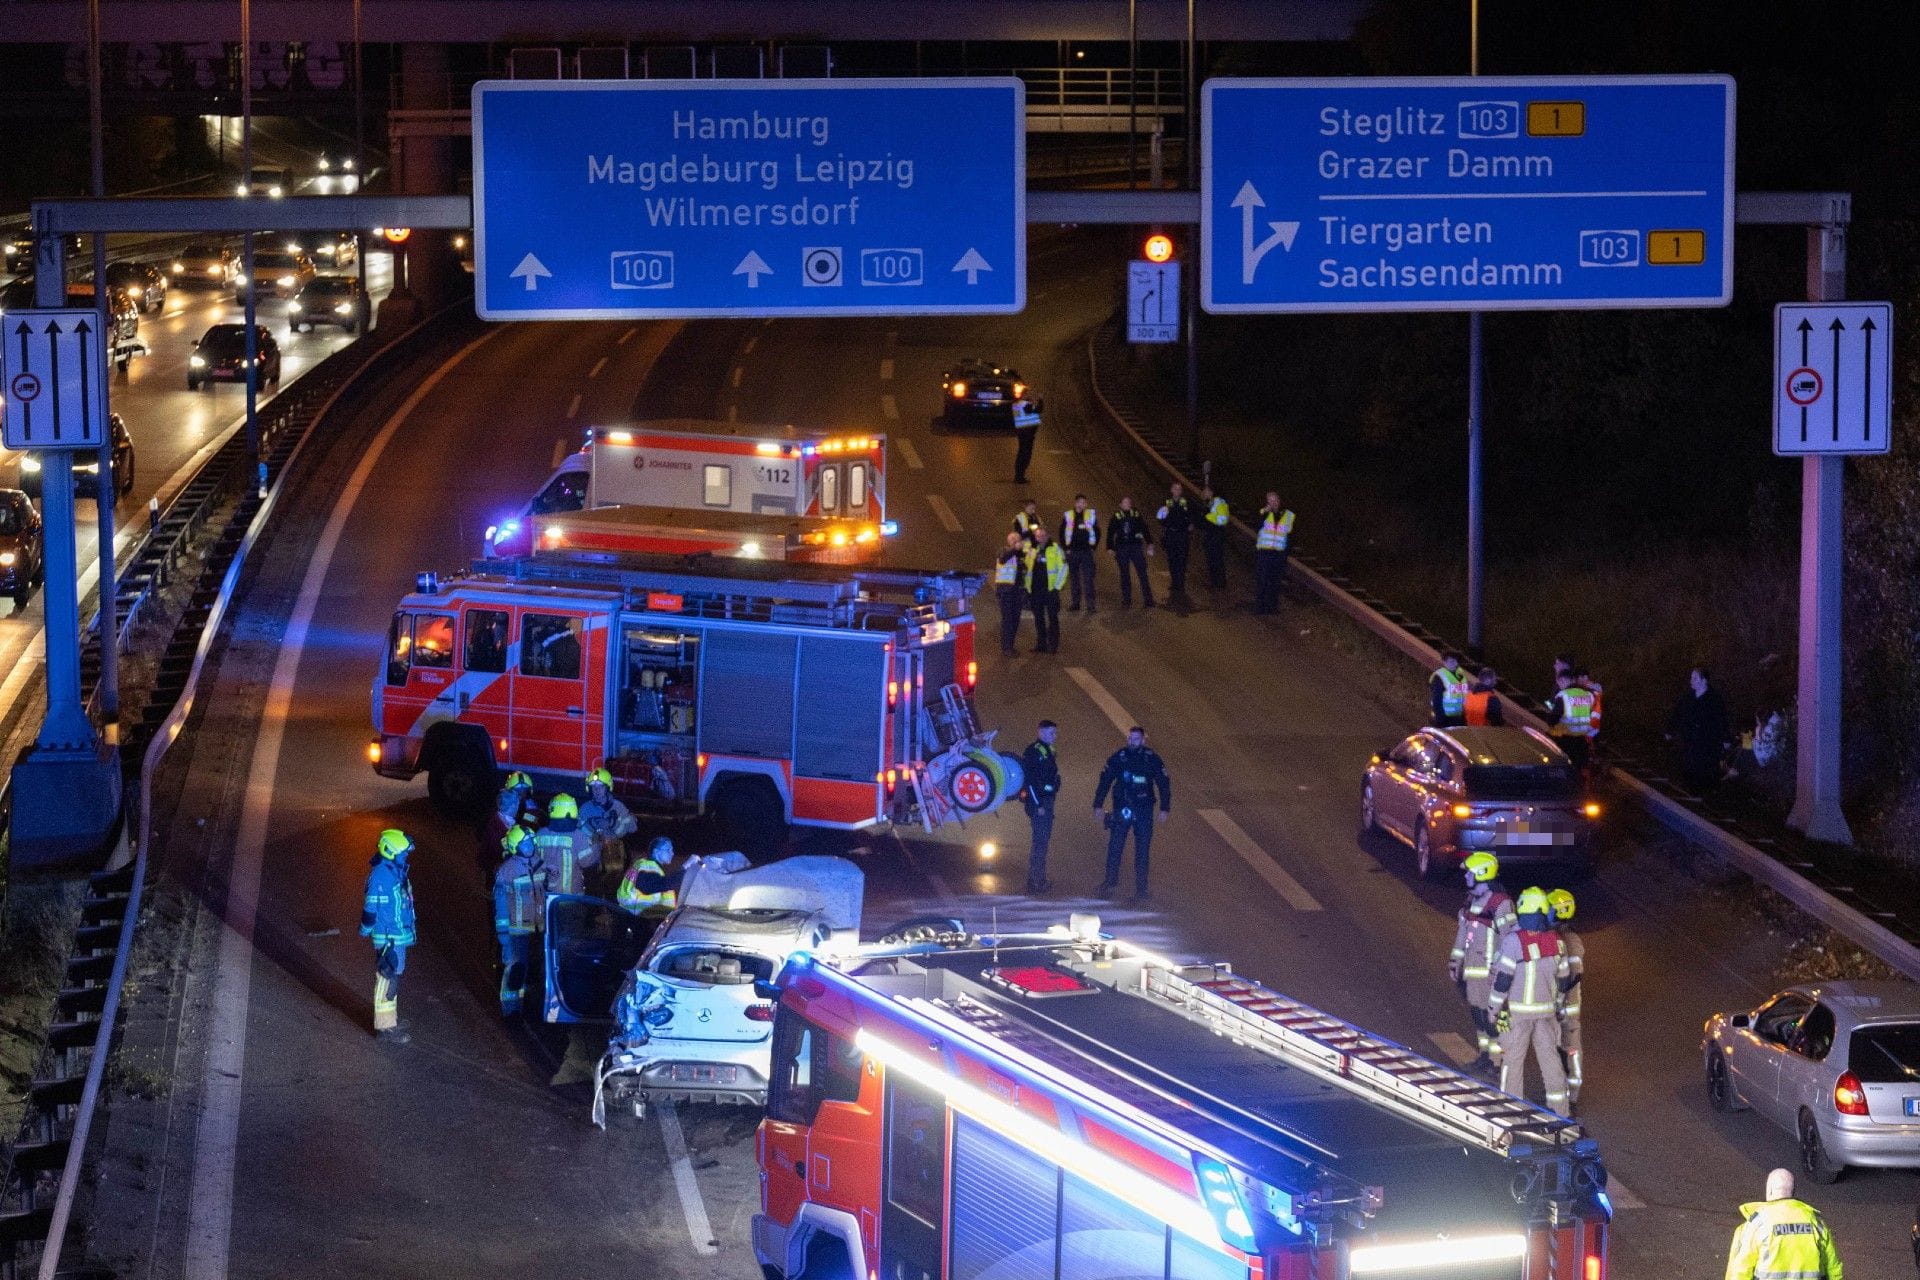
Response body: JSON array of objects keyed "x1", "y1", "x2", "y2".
[
  {"x1": 472, "y1": 78, "x2": 1025, "y2": 320},
  {"x1": 1773, "y1": 302, "x2": 1892, "y2": 456},
  {"x1": 2, "y1": 307, "x2": 108, "y2": 450},
  {"x1": 1202, "y1": 76, "x2": 1735, "y2": 313},
  {"x1": 1128, "y1": 260, "x2": 1181, "y2": 343}
]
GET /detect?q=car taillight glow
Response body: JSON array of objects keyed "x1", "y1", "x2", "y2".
[
  {"x1": 696, "y1": 752, "x2": 708, "y2": 770},
  {"x1": 366, "y1": 739, "x2": 382, "y2": 764},
  {"x1": 1451, "y1": 802, "x2": 1472, "y2": 819},
  {"x1": 887, "y1": 680, "x2": 898, "y2": 709},
  {"x1": 1584, "y1": 1256, "x2": 1603, "y2": 1280},
  {"x1": 745, "y1": 1004, "x2": 775, "y2": 1022},
  {"x1": 1834, "y1": 1071, "x2": 1869, "y2": 1115},
  {"x1": 1583, "y1": 801, "x2": 1602, "y2": 818},
  {"x1": 950, "y1": 381, "x2": 966, "y2": 397},
  {"x1": 965, "y1": 660, "x2": 978, "y2": 689}
]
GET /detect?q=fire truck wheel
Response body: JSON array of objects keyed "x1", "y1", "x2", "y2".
[
  {"x1": 427, "y1": 747, "x2": 493, "y2": 817},
  {"x1": 711, "y1": 777, "x2": 786, "y2": 854},
  {"x1": 949, "y1": 760, "x2": 998, "y2": 814},
  {"x1": 795, "y1": 1236, "x2": 853, "y2": 1280}
]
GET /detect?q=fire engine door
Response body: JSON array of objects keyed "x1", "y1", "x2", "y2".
[
  {"x1": 382, "y1": 609, "x2": 458, "y2": 740},
  {"x1": 510, "y1": 607, "x2": 605, "y2": 775},
  {"x1": 879, "y1": 1072, "x2": 945, "y2": 1280},
  {"x1": 458, "y1": 607, "x2": 513, "y2": 747}
]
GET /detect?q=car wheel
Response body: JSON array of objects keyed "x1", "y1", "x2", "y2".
[
  {"x1": 1415, "y1": 819, "x2": 1443, "y2": 879},
  {"x1": 1360, "y1": 782, "x2": 1379, "y2": 834},
  {"x1": 712, "y1": 777, "x2": 787, "y2": 856},
  {"x1": 1798, "y1": 1111, "x2": 1844, "y2": 1184},
  {"x1": 187, "y1": 377, "x2": 199, "y2": 391},
  {"x1": 427, "y1": 751, "x2": 492, "y2": 818},
  {"x1": 1706, "y1": 1051, "x2": 1740, "y2": 1112},
  {"x1": 11, "y1": 581, "x2": 30, "y2": 608}
]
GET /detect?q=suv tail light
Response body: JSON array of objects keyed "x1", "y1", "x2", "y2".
[
  {"x1": 1834, "y1": 1071, "x2": 1869, "y2": 1115},
  {"x1": 1451, "y1": 802, "x2": 1472, "y2": 819},
  {"x1": 745, "y1": 1004, "x2": 775, "y2": 1022}
]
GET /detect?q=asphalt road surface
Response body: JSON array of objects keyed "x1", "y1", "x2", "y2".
[{"x1": 83, "y1": 227, "x2": 1919, "y2": 1279}]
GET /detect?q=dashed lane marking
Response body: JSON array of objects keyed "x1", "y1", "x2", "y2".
[
  {"x1": 879, "y1": 358, "x2": 894, "y2": 381},
  {"x1": 657, "y1": 1102, "x2": 719, "y2": 1256},
  {"x1": 185, "y1": 329, "x2": 502, "y2": 1277},
  {"x1": 727, "y1": 404, "x2": 738, "y2": 424},
  {"x1": 730, "y1": 365, "x2": 744, "y2": 389},
  {"x1": 564, "y1": 392, "x2": 581, "y2": 420},
  {"x1": 895, "y1": 434, "x2": 921, "y2": 469},
  {"x1": 742, "y1": 335, "x2": 758, "y2": 355},
  {"x1": 588, "y1": 356, "x2": 608, "y2": 379},
  {"x1": 1064, "y1": 667, "x2": 1136, "y2": 737},
  {"x1": 926, "y1": 494, "x2": 962, "y2": 532},
  {"x1": 1196, "y1": 809, "x2": 1323, "y2": 912},
  {"x1": 618, "y1": 326, "x2": 637, "y2": 345},
  {"x1": 1428, "y1": 1031, "x2": 1477, "y2": 1065}
]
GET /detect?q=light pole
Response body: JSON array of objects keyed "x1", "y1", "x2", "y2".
[
  {"x1": 1127, "y1": 0, "x2": 1138, "y2": 190},
  {"x1": 354, "y1": 0, "x2": 370, "y2": 322},
  {"x1": 1465, "y1": 0, "x2": 1486, "y2": 655},
  {"x1": 241, "y1": 0, "x2": 259, "y2": 464},
  {"x1": 86, "y1": 0, "x2": 119, "y2": 731}
]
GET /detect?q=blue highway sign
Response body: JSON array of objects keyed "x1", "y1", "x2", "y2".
[
  {"x1": 1202, "y1": 76, "x2": 1734, "y2": 313},
  {"x1": 473, "y1": 78, "x2": 1025, "y2": 319}
]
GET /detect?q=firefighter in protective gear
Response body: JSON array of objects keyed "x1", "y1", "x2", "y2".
[
  {"x1": 1092, "y1": 727, "x2": 1172, "y2": 898},
  {"x1": 361, "y1": 829, "x2": 418, "y2": 1038},
  {"x1": 1544, "y1": 670, "x2": 1597, "y2": 772},
  {"x1": 1546, "y1": 888, "x2": 1585, "y2": 1110},
  {"x1": 580, "y1": 765, "x2": 639, "y2": 878},
  {"x1": 1487, "y1": 886, "x2": 1572, "y2": 1115},
  {"x1": 1199, "y1": 485, "x2": 1230, "y2": 590},
  {"x1": 1024, "y1": 527, "x2": 1067, "y2": 655},
  {"x1": 994, "y1": 531, "x2": 1027, "y2": 656},
  {"x1": 492, "y1": 825, "x2": 545, "y2": 1016},
  {"x1": 1450, "y1": 852, "x2": 1515, "y2": 1070},
  {"x1": 536, "y1": 792, "x2": 599, "y2": 897},
  {"x1": 487, "y1": 770, "x2": 538, "y2": 853},
  {"x1": 1253, "y1": 493, "x2": 1294, "y2": 615},
  {"x1": 1060, "y1": 494, "x2": 1100, "y2": 612},
  {"x1": 1430, "y1": 651, "x2": 1470, "y2": 727},
  {"x1": 1726, "y1": 1169, "x2": 1843, "y2": 1280},
  {"x1": 618, "y1": 835, "x2": 681, "y2": 915}
]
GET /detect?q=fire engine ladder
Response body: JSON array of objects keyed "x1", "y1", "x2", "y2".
[{"x1": 1140, "y1": 964, "x2": 1577, "y2": 1158}]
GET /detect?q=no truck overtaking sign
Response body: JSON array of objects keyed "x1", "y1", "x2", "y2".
[{"x1": 1773, "y1": 303, "x2": 1892, "y2": 456}]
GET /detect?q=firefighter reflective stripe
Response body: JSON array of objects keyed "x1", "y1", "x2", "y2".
[
  {"x1": 1560, "y1": 928, "x2": 1585, "y2": 1019},
  {"x1": 1726, "y1": 1201, "x2": 1843, "y2": 1280},
  {"x1": 1490, "y1": 930, "x2": 1566, "y2": 1015},
  {"x1": 1551, "y1": 687, "x2": 1597, "y2": 736},
  {"x1": 374, "y1": 975, "x2": 399, "y2": 1031},
  {"x1": 993, "y1": 555, "x2": 1019, "y2": 585},
  {"x1": 1433, "y1": 667, "x2": 1469, "y2": 716},
  {"x1": 1256, "y1": 510, "x2": 1295, "y2": 550},
  {"x1": 1451, "y1": 893, "x2": 1515, "y2": 979},
  {"x1": 617, "y1": 858, "x2": 678, "y2": 912},
  {"x1": 1206, "y1": 497, "x2": 1229, "y2": 526}
]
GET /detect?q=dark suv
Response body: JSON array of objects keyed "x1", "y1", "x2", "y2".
[
  {"x1": 938, "y1": 358, "x2": 1039, "y2": 429},
  {"x1": 290, "y1": 275, "x2": 365, "y2": 333},
  {"x1": 188, "y1": 324, "x2": 281, "y2": 390}
]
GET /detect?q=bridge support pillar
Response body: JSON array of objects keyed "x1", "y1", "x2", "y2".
[{"x1": 390, "y1": 43, "x2": 461, "y2": 313}]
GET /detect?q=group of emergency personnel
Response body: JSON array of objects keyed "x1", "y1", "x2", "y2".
[
  {"x1": 1428, "y1": 652, "x2": 1605, "y2": 766},
  {"x1": 996, "y1": 484, "x2": 1297, "y2": 648},
  {"x1": 1014, "y1": 718, "x2": 1173, "y2": 900}
]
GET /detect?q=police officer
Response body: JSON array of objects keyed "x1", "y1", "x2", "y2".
[
  {"x1": 1430, "y1": 651, "x2": 1469, "y2": 727},
  {"x1": 1012, "y1": 398, "x2": 1040, "y2": 482},
  {"x1": 1543, "y1": 669, "x2": 1597, "y2": 773},
  {"x1": 1726, "y1": 1170, "x2": 1843, "y2": 1280},
  {"x1": 1060, "y1": 494, "x2": 1100, "y2": 612},
  {"x1": 492, "y1": 824, "x2": 546, "y2": 1017},
  {"x1": 1252, "y1": 492, "x2": 1295, "y2": 615},
  {"x1": 1156, "y1": 482, "x2": 1197, "y2": 608},
  {"x1": 580, "y1": 765, "x2": 639, "y2": 879},
  {"x1": 1106, "y1": 497, "x2": 1155, "y2": 609},
  {"x1": 1025, "y1": 526, "x2": 1065, "y2": 655},
  {"x1": 1546, "y1": 888, "x2": 1584, "y2": 1112},
  {"x1": 1012, "y1": 499, "x2": 1043, "y2": 547},
  {"x1": 536, "y1": 792, "x2": 599, "y2": 897},
  {"x1": 618, "y1": 835, "x2": 682, "y2": 915},
  {"x1": 1197, "y1": 485, "x2": 1230, "y2": 590},
  {"x1": 1021, "y1": 720, "x2": 1062, "y2": 893},
  {"x1": 1092, "y1": 726, "x2": 1172, "y2": 899},
  {"x1": 1487, "y1": 886, "x2": 1571, "y2": 1115},
  {"x1": 360, "y1": 829, "x2": 418, "y2": 1040},
  {"x1": 994, "y1": 531, "x2": 1027, "y2": 656},
  {"x1": 1449, "y1": 852, "x2": 1516, "y2": 1072}
]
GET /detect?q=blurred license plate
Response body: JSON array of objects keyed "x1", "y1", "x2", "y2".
[
  {"x1": 1503, "y1": 831, "x2": 1557, "y2": 846},
  {"x1": 670, "y1": 1064, "x2": 737, "y2": 1084},
  {"x1": 1904, "y1": 1096, "x2": 1920, "y2": 1116}
]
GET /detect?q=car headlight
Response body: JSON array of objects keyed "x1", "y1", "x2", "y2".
[
  {"x1": 236, "y1": 183, "x2": 249, "y2": 196},
  {"x1": 334, "y1": 302, "x2": 353, "y2": 316},
  {"x1": 190, "y1": 355, "x2": 206, "y2": 368},
  {"x1": 268, "y1": 185, "x2": 283, "y2": 198},
  {"x1": 317, "y1": 157, "x2": 330, "y2": 171},
  {"x1": 0, "y1": 552, "x2": 15, "y2": 566},
  {"x1": 343, "y1": 158, "x2": 355, "y2": 171},
  {"x1": 289, "y1": 301, "x2": 302, "y2": 313},
  {"x1": 171, "y1": 262, "x2": 185, "y2": 275},
  {"x1": 20, "y1": 456, "x2": 40, "y2": 473},
  {"x1": 277, "y1": 275, "x2": 294, "y2": 288},
  {"x1": 232, "y1": 273, "x2": 247, "y2": 286},
  {"x1": 208, "y1": 266, "x2": 223, "y2": 276},
  {"x1": 124, "y1": 287, "x2": 141, "y2": 300}
]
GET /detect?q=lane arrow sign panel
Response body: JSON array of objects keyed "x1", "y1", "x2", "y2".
[
  {"x1": 1, "y1": 307, "x2": 109, "y2": 450},
  {"x1": 1773, "y1": 302, "x2": 1893, "y2": 456}
]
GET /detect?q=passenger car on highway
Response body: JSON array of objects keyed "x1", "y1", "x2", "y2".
[
  {"x1": 188, "y1": 324, "x2": 281, "y2": 390},
  {"x1": 4, "y1": 234, "x2": 33, "y2": 272},
  {"x1": 105, "y1": 260, "x2": 168, "y2": 313},
  {"x1": 1361, "y1": 725, "x2": 1597, "y2": 877},
  {"x1": 0, "y1": 489, "x2": 46, "y2": 609},
  {"x1": 242, "y1": 248, "x2": 316, "y2": 300},
  {"x1": 937, "y1": 358, "x2": 1039, "y2": 428},
  {"x1": 289, "y1": 274, "x2": 364, "y2": 333},
  {"x1": 1704, "y1": 980, "x2": 1920, "y2": 1183},
  {"x1": 173, "y1": 243, "x2": 240, "y2": 290},
  {"x1": 18, "y1": 413, "x2": 135, "y2": 502}
]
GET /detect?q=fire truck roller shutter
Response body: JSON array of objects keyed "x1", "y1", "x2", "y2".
[{"x1": 795, "y1": 637, "x2": 885, "y2": 783}]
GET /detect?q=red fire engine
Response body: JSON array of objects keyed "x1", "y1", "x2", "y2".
[
  {"x1": 756, "y1": 917, "x2": 1612, "y2": 1280},
  {"x1": 371, "y1": 551, "x2": 1022, "y2": 841}
]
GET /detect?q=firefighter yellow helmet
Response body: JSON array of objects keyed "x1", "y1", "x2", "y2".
[
  {"x1": 502, "y1": 824, "x2": 535, "y2": 855},
  {"x1": 1547, "y1": 888, "x2": 1576, "y2": 922},
  {"x1": 1515, "y1": 886, "x2": 1552, "y2": 917},
  {"x1": 548, "y1": 792, "x2": 579, "y2": 820},
  {"x1": 377, "y1": 829, "x2": 412, "y2": 860},
  {"x1": 504, "y1": 770, "x2": 533, "y2": 793},
  {"x1": 1462, "y1": 852, "x2": 1500, "y2": 884},
  {"x1": 586, "y1": 766, "x2": 614, "y2": 789}
]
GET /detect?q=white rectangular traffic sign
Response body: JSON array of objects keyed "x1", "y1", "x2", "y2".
[
  {"x1": 2, "y1": 307, "x2": 109, "y2": 450},
  {"x1": 1128, "y1": 259, "x2": 1181, "y2": 343},
  {"x1": 1773, "y1": 302, "x2": 1892, "y2": 455}
]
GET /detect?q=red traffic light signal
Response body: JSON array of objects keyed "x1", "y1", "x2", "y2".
[{"x1": 1143, "y1": 234, "x2": 1175, "y2": 263}]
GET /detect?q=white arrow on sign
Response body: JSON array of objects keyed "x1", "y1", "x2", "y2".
[
  {"x1": 510, "y1": 253, "x2": 552, "y2": 291},
  {"x1": 733, "y1": 251, "x2": 772, "y2": 288},
  {"x1": 1231, "y1": 181, "x2": 1300, "y2": 286},
  {"x1": 951, "y1": 248, "x2": 993, "y2": 285}
]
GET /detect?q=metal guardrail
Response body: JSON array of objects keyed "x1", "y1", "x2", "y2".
[{"x1": 1084, "y1": 324, "x2": 1920, "y2": 985}]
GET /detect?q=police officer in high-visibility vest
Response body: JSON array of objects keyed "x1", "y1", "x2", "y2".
[
  {"x1": 536, "y1": 792, "x2": 599, "y2": 897},
  {"x1": 1012, "y1": 499, "x2": 1043, "y2": 547},
  {"x1": 361, "y1": 829, "x2": 418, "y2": 1040},
  {"x1": 1024, "y1": 526, "x2": 1067, "y2": 655},
  {"x1": 994, "y1": 531, "x2": 1027, "y2": 656},
  {"x1": 492, "y1": 824, "x2": 546, "y2": 1016},
  {"x1": 618, "y1": 836, "x2": 682, "y2": 915},
  {"x1": 1430, "y1": 651, "x2": 1470, "y2": 727},
  {"x1": 1544, "y1": 670, "x2": 1597, "y2": 772},
  {"x1": 1546, "y1": 888, "x2": 1584, "y2": 1112},
  {"x1": 1253, "y1": 492, "x2": 1295, "y2": 615},
  {"x1": 1450, "y1": 852, "x2": 1515, "y2": 1072},
  {"x1": 1487, "y1": 886, "x2": 1572, "y2": 1115},
  {"x1": 1198, "y1": 485, "x2": 1230, "y2": 590},
  {"x1": 1726, "y1": 1169, "x2": 1843, "y2": 1280},
  {"x1": 1060, "y1": 494, "x2": 1100, "y2": 612}
]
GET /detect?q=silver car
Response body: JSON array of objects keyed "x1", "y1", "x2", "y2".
[{"x1": 1703, "y1": 980, "x2": 1920, "y2": 1182}]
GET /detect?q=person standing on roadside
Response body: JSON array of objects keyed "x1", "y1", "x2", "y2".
[
  {"x1": 361, "y1": 829, "x2": 418, "y2": 1042},
  {"x1": 1156, "y1": 482, "x2": 1197, "y2": 608},
  {"x1": 1430, "y1": 651, "x2": 1470, "y2": 727},
  {"x1": 1092, "y1": 726, "x2": 1172, "y2": 900},
  {"x1": 1060, "y1": 493, "x2": 1100, "y2": 613},
  {"x1": 1667, "y1": 665, "x2": 1734, "y2": 793},
  {"x1": 1012, "y1": 499, "x2": 1043, "y2": 547},
  {"x1": 1725, "y1": 1169, "x2": 1843, "y2": 1280},
  {"x1": 1107, "y1": 497, "x2": 1156, "y2": 609},
  {"x1": 1012, "y1": 400, "x2": 1039, "y2": 483},
  {"x1": 1543, "y1": 669, "x2": 1597, "y2": 774},
  {"x1": 1463, "y1": 668, "x2": 1506, "y2": 726},
  {"x1": 1020, "y1": 720, "x2": 1062, "y2": 893},
  {"x1": 1252, "y1": 492, "x2": 1295, "y2": 615},
  {"x1": 492, "y1": 825, "x2": 545, "y2": 1018},
  {"x1": 1199, "y1": 484, "x2": 1230, "y2": 590},
  {"x1": 994, "y1": 531, "x2": 1027, "y2": 656},
  {"x1": 1024, "y1": 526, "x2": 1065, "y2": 654},
  {"x1": 1545, "y1": 888, "x2": 1584, "y2": 1114}
]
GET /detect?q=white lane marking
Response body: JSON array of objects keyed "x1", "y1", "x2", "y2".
[
  {"x1": 565, "y1": 393, "x2": 582, "y2": 420},
  {"x1": 1196, "y1": 809, "x2": 1323, "y2": 912},
  {"x1": 881, "y1": 394, "x2": 900, "y2": 424},
  {"x1": 656, "y1": 1102, "x2": 719, "y2": 1256},
  {"x1": 182, "y1": 330, "x2": 498, "y2": 1278},
  {"x1": 741, "y1": 335, "x2": 758, "y2": 355},
  {"x1": 1065, "y1": 667, "x2": 1136, "y2": 737},
  {"x1": 1607, "y1": 1176, "x2": 1647, "y2": 1210},
  {"x1": 896, "y1": 436, "x2": 922, "y2": 471},
  {"x1": 729, "y1": 365, "x2": 743, "y2": 389},
  {"x1": 925, "y1": 494, "x2": 962, "y2": 533},
  {"x1": 617, "y1": 326, "x2": 637, "y2": 345},
  {"x1": 1428, "y1": 1031, "x2": 1477, "y2": 1066},
  {"x1": 0, "y1": 630, "x2": 46, "y2": 710},
  {"x1": 588, "y1": 356, "x2": 609, "y2": 379},
  {"x1": 727, "y1": 404, "x2": 739, "y2": 424},
  {"x1": 879, "y1": 358, "x2": 894, "y2": 381}
]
